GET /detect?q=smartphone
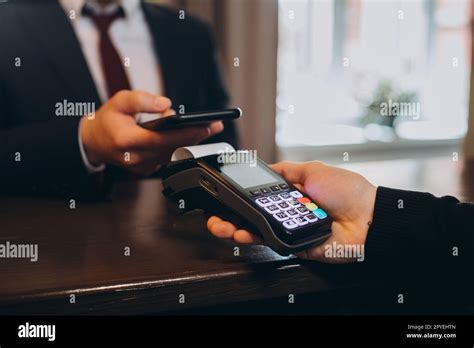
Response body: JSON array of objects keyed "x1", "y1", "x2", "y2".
[{"x1": 137, "y1": 108, "x2": 242, "y2": 131}]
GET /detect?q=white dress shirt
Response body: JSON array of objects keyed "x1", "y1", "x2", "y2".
[{"x1": 60, "y1": 0, "x2": 163, "y2": 173}]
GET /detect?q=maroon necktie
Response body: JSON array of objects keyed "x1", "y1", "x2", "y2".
[{"x1": 82, "y1": 5, "x2": 131, "y2": 98}]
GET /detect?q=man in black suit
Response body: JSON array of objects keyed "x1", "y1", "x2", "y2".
[{"x1": 0, "y1": 0, "x2": 238, "y2": 198}]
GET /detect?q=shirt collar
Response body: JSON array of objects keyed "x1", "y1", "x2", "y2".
[{"x1": 60, "y1": 0, "x2": 140, "y2": 18}]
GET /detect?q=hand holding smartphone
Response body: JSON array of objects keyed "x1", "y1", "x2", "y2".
[{"x1": 137, "y1": 108, "x2": 242, "y2": 131}]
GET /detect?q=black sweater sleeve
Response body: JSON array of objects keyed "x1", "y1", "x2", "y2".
[{"x1": 365, "y1": 187, "x2": 474, "y2": 312}]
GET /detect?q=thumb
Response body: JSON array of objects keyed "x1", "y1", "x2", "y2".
[
  {"x1": 271, "y1": 161, "x2": 322, "y2": 186},
  {"x1": 110, "y1": 90, "x2": 172, "y2": 115}
]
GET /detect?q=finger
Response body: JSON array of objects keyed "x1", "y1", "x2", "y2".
[
  {"x1": 207, "y1": 216, "x2": 237, "y2": 239},
  {"x1": 112, "y1": 90, "x2": 172, "y2": 114},
  {"x1": 154, "y1": 126, "x2": 212, "y2": 147},
  {"x1": 126, "y1": 161, "x2": 161, "y2": 176},
  {"x1": 115, "y1": 150, "x2": 156, "y2": 168},
  {"x1": 149, "y1": 122, "x2": 225, "y2": 148},
  {"x1": 267, "y1": 164, "x2": 305, "y2": 191},
  {"x1": 207, "y1": 215, "x2": 223, "y2": 231},
  {"x1": 233, "y1": 230, "x2": 264, "y2": 244},
  {"x1": 293, "y1": 183, "x2": 305, "y2": 192},
  {"x1": 162, "y1": 108, "x2": 176, "y2": 117},
  {"x1": 271, "y1": 161, "x2": 324, "y2": 185},
  {"x1": 207, "y1": 121, "x2": 224, "y2": 135},
  {"x1": 295, "y1": 245, "x2": 325, "y2": 261},
  {"x1": 122, "y1": 124, "x2": 210, "y2": 151},
  {"x1": 294, "y1": 250, "x2": 310, "y2": 259},
  {"x1": 295, "y1": 243, "x2": 349, "y2": 263},
  {"x1": 124, "y1": 118, "x2": 224, "y2": 151},
  {"x1": 207, "y1": 216, "x2": 221, "y2": 228}
]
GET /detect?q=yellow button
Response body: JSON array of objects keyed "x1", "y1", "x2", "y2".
[{"x1": 305, "y1": 203, "x2": 318, "y2": 211}]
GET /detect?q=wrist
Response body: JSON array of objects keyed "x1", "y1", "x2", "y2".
[
  {"x1": 79, "y1": 117, "x2": 103, "y2": 166},
  {"x1": 358, "y1": 183, "x2": 378, "y2": 245},
  {"x1": 365, "y1": 184, "x2": 377, "y2": 224}
]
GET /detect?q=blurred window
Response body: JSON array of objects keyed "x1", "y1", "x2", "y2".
[{"x1": 277, "y1": 0, "x2": 471, "y2": 147}]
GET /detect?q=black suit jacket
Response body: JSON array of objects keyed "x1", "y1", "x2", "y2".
[{"x1": 0, "y1": 0, "x2": 237, "y2": 198}]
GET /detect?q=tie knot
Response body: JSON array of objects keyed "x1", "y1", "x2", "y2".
[{"x1": 82, "y1": 4, "x2": 125, "y2": 32}]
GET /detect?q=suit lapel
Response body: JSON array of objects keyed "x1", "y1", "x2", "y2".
[{"x1": 16, "y1": 0, "x2": 101, "y2": 106}]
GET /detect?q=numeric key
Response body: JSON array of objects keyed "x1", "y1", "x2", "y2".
[
  {"x1": 273, "y1": 211, "x2": 289, "y2": 221},
  {"x1": 256, "y1": 197, "x2": 272, "y2": 207}
]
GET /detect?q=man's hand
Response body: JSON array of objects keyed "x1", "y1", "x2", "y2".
[
  {"x1": 207, "y1": 161, "x2": 377, "y2": 263},
  {"x1": 80, "y1": 90, "x2": 223, "y2": 175}
]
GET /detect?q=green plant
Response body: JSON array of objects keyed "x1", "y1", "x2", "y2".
[{"x1": 358, "y1": 80, "x2": 418, "y2": 128}]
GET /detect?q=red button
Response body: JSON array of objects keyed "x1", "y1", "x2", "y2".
[{"x1": 298, "y1": 197, "x2": 311, "y2": 204}]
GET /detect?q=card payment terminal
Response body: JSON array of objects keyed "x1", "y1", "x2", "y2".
[{"x1": 161, "y1": 143, "x2": 332, "y2": 256}]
